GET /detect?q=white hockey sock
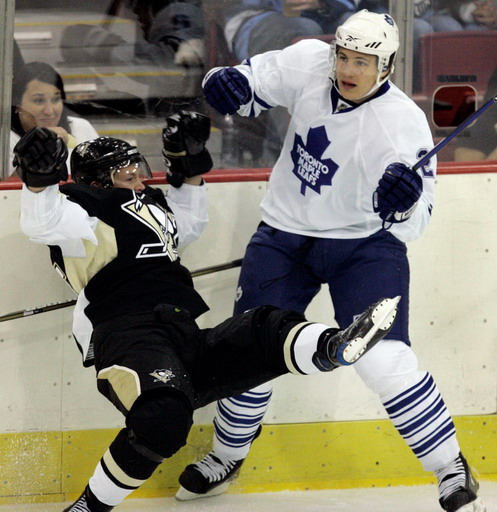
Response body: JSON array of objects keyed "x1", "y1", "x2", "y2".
[
  {"x1": 213, "y1": 382, "x2": 273, "y2": 461},
  {"x1": 89, "y1": 460, "x2": 137, "y2": 507},
  {"x1": 382, "y1": 371, "x2": 460, "y2": 471},
  {"x1": 283, "y1": 322, "x2": 330, "y2": 375}
]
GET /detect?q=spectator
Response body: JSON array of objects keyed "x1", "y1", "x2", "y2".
[
  {"x1": 222, "y1": 0, "x2": 357, "y2": 63},
  {"x1": 129, "y1": 0, "x2": 207, "y2": 67},
  {"x1": 454, "y1": 66, "x2": 497, "y2": 161},
  {"x1": 433, "y1": 0, "x2": 497, "y2": 31},
  {"x1": 58, "y1": 1, "x2": 207, "y2": 118},
  {"x1": 9, "y1": 61, "x2": 98, "y2": 177}
]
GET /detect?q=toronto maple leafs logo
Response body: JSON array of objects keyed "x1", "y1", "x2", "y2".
[{"x1": 290, "y1": 126, "x2": 338, "y2": 195}]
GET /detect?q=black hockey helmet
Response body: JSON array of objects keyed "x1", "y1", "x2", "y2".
[{"x1": 71, "y1": 137, "x2": 152, "y2": 188}]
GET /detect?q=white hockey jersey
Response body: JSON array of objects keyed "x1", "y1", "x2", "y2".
[{"x1": 221, "y1": 39, "x2": 437, "y2": 243}]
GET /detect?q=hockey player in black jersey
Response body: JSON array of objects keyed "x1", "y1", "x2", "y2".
[{"x1": 15, "y1": 113, "x2": 399, "y2": 512}]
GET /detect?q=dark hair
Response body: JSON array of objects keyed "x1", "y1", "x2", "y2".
[{"x1": 11, "y1": 61, "x2": 71, "y2": 137}]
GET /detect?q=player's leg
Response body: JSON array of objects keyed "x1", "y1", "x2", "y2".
[
  {"x1": 177, "y1": 296, "x2": 400, "y2": 500},
  {"x1": 331, "y1": 231, "x2": 485, "y2": 512},
  {"x1": 176, "y1": 224, "x2": 323, "y2": 500},
  {"x1": 64, "y1": 318, "x2": 195, "y2": 512},
  {"x1": 64, "y1": 390, "x2": 193, "y2": 512},
  {"x1": 354, "y1": 343, "x2": 485, "y2": 512}
]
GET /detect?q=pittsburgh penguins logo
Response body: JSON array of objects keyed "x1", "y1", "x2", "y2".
[
  {"x1": 121, "y1": 192, "x2": 178, "y2": 261},
  {"x1": 150, "y1": 369, "x2": 176, "y2": 384}
]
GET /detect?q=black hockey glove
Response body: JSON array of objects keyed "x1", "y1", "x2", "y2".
[
  {"x1": 203, "y1": 67, "x2": 251, "y2": 115},
  {"x1": 162, "y1": 110, "x2": 213, "y2": 187},
  {"x1": 373, "y1": 162, "x2": 423, "y2": 225},
  {"x1": 13, "y1": 127, "x2": 68, "y2": 187}
]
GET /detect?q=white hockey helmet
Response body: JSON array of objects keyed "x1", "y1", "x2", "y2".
[{"x1": 330, "y1": 10, "x2": 399, "y2": 94}]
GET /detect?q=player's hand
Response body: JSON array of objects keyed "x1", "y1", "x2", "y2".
[
  {"x1": 203, "y1": 67, "x2": 251, "y2": 115},
  {"x1": 162, "y1": 110, "x2": 213, "y2": 187},
  {"x1": 13, "y1": 127, "x2": 68, "y2": 188},
  {"x1": 373, "y1": 162, "x2": 423, "y2": 224}
]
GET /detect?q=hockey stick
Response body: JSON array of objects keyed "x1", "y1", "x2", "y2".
[
  {"x1": 412, "y1": 93, "x2": 497, "y2": 171},
  {"x1": 0, "y1": 258, "x2": 243, "y2": 322},
  {"x1": 379, "y1": 93, "x2": 497, "y2": 231},
  {"x1": 190, "y1": 258, "x2": 243, "y2": 277}
]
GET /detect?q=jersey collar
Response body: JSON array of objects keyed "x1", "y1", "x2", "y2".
[{"x1": 330, "y1": 81, "x2": 391, "y2": 114}]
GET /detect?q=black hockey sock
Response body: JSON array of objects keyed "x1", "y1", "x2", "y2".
[{"x1": 105, "y1": 428, "x2": 162, "y2": 484}]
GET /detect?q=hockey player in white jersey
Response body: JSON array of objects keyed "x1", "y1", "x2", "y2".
[{"x1": 176, "y1": 10, "x2": 486, "y2": 512}]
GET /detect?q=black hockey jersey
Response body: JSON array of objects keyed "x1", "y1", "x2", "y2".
[{"x1": 21, "y1": 182, "x2": 209, "y2": 365}]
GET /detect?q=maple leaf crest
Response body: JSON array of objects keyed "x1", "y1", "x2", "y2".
[{"x1": 290, "y1": 126, "x2": 338, "y2": 195}]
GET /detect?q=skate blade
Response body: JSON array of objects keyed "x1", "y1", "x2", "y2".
[
  {"x1": 456, "y1": 497, "x2": 486, "y2": 512},
  {"x1": 175, "y1": 481, "x2": 230, "y2": 502},
  {"x1": 342, "y1": 296, "x2": 401, "y2": 364}
]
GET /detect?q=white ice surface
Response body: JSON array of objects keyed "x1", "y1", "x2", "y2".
[{"x1": 2, "y1": 482, "x2": 497, "y2": 512}]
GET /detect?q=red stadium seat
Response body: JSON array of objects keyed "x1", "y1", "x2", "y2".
[{"x1": 416, "y1": 31, "x2": 497, "y2": 97}]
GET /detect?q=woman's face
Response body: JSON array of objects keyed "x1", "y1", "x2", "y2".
[{"x1": 17, "y1": 79, "x2": 63, "y2": 132}]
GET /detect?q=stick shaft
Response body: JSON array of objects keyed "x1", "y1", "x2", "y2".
[
  {"x1": 191, "y1": 258, "x2": 243, "y2": 277},
  {"x1": 0, "y1": 258, "x2": 243, "y2": 322},
  {"x1": 413, "y1": 94, "x2": 497, "y2": 172}
]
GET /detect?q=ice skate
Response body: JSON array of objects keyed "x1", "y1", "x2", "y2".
[
  {"x1": 175, "y1": 451, "x2": 244, "y2": 501},
  {"x1": 313, "y1": 296, "x2": 400, "y2": 371},
  {"x1": 437, "y1": 453, "x2": 486, "y2": 512},
  {"x1": 63, "y1": 485, "x2": 113, "y2": 512}
]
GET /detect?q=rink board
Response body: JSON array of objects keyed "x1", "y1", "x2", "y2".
[
  {"x1": 0, "y1": 415, "x2": 496, "y2": 505},
  {"x1": 1, "y1": 166, "x2": 497, "y2": 503}
]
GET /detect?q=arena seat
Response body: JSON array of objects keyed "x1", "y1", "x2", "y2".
[{"x1": 416, "y1": 31, "x2": 497, "y2": 97}]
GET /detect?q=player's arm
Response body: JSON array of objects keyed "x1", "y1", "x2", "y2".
[
  {"x1": 15, "y1": 128, "x2": 98, "y2": 245},
  {"x1": 13, "y1": 127, "x2": 68, "y2": 193},
  {"x1": 202, "y1": 41, "x2": 318, "y2": 118},
  {"x1": 371, "y1": 105, "x2": 436, "y2": 238},
  {"x1": 162, "y1": 111, "x2": 210, "y2": 247},
  {"x1": 162, "y1": 110, "x2": 213, "y2": 188}
]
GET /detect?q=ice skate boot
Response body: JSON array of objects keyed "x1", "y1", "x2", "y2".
[
  {"x1": 175, "y1": 451, "x2": 244, "y2": 501},
  {"x1": 63, "y1": 485, "x2": 113, "y2": 512},
  {"x1": 313, "y1": 296, "x2": 400, "y2": 371},
  {"x1": 176, "y1": 425, "x2": 263, "y2": 501},
  {"x1": 437, "y1": 452, "x2": 486, "y2": 512}
]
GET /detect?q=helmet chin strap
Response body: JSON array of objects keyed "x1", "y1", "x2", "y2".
[{"x1": 360, "y1": 67, "x2": 392, "y2": 99}]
